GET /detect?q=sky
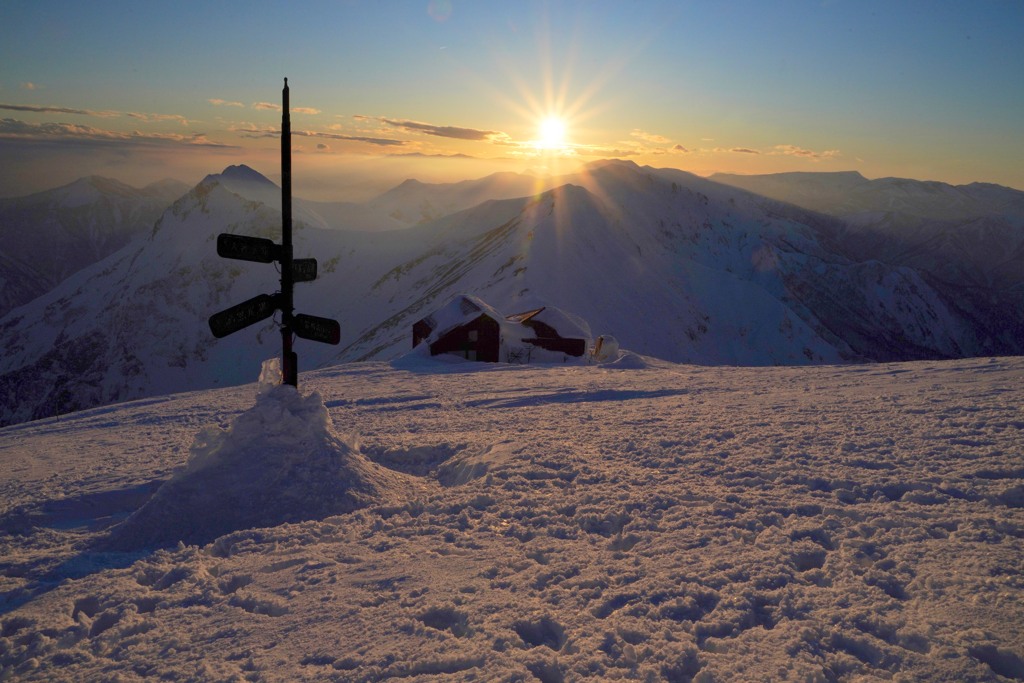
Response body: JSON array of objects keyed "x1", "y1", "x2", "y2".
[{"x1": 1, "y1": 0, "x2": 1022, "y2": 199}]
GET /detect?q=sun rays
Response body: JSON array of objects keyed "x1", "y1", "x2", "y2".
[{"x1": 536, "y1": 116, "x2": 568, "y2": 151}]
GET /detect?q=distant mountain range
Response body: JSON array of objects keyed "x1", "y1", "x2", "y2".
[
  {"x1": 0, "y1": 176, "x2": 188, "y2": 318},
  {"x1": 712, "y1": 171, "x2": 1024, "y2": 356},
  {"x1": 711, "y1": 170, "x2": 1024, "y2": 221},
  {"x1": 0, "y1": 161, "x2": 1021, "y2": 426}
]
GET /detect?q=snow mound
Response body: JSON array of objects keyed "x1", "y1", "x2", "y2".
[
  {"x1": 107, "y1": 368, "x2": 416, "y2": 549},
  {"x1": 601, "y1": 349, "x2": 653, "y2": 369}
]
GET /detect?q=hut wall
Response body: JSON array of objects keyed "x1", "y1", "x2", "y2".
[
  {"x1": 429, "y1": 315, "x2": 501, "y2": 362},
  {"x1": 523, "y1": 336, "x2": 587, "y2": 357}
]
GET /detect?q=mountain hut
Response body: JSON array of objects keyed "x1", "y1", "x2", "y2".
[
  {"x1": 412, "y1": 295, "x2": 505, "y2": 362},
  {"x1": 412, "y1": 295, "x2": 590, "y2": 363}
]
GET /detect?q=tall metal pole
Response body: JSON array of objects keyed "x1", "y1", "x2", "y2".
[{"x1": 280, "y1": 77, "x2": 297, "y2": 386}]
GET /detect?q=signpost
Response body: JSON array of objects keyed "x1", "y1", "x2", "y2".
[
  {"x1": 293, "y1": 258, "x2": 317, "y2": 283},
  {"x1": 209, "y1": 293, "x2": 280, "y2": 339},
  {"x1": 208, "y1": 78, "x2": 339, "y2": 388},
  {"x1": 217, "y1": 234, "x2": 280, "y2": 263},
  {"x1": 293, "y1": 313, "x2": 341, "y2": 345}
]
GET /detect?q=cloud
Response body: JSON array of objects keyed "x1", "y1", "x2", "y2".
[
  {"x1": 127, "y1": 112, "x2": 190, "y2": 125},
  {"x1": 20, "y1": 82, "x2": 41, "y2": 91},
  {"x1": 387, "y1": 151, "x2": 474, "y2": 160},
  {"x1": 0, "y1": 103, "x2": 119, "y2": 117},
  {"x1": 487, "y1": 138, "x2": 521, "y2": 148},
  {"x1": 0, "y1": 121, "x2": 124, "y2": 142},
  {"x1": 672, "y1": 144, "x2": 691, "y2": 154},
  {"x1": 316, "y1": 143, "x2": 329, "y2": 151},
  {"x1": 568, "y1": 145, "x2": 639, "y2": 158},
  {"x1": 296, "y1": 130, "x2": 405, "y2": 146},
  {"x1": 253, "y1": 102, "x2": 282, "y2": 112},
  {"x1": 231, "y1": 124, "x2": 279, "y2": 138},
  {"x1": 631, "y1": 129, "x2": 671, "y2": 145},
  {"x1": 292, "y1": 107, "x2": 321, "y2": 115},
  {"x1": 378, "y1": 117, "x2": 506, "y2": 141},
  {"x1": 232, "y1": 124, "x2": 405, "y2": 147},
  {"x1": 696, "y1": 143, "x2": 840, "y2": 160},
  {"x1": 0, "y1": 117, "x2": 235, "y2": 149},
  {"x1": 772, "y1": 144, "x2": 840, "y2": 160},
  {"x1": 3, "y1": 103, "x2": 189, "y2": 125},
  {"x1": 209, "y1": 98, "x2": 245, "y2": 107}
]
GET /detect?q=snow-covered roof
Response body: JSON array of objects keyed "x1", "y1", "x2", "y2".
[
  {"x1": 415, "y1": 294, "x2": 506, "y2": 343},
  {"x1": 418, "y1": 296, "x2": 592, "y2": 350},
  {"x1": 513, "y1": 305, "x2": 592, "y2": 341}
]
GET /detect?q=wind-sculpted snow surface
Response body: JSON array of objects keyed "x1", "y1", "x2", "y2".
[{"x1": 1, "y1": 356, "x2": 1022, "y2": 681}]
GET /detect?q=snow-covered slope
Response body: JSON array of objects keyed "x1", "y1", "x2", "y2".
[
  {"x1": 365, "y1": 170, "x2": 548, "y2": 226},
  {"x1": 0, "y1": 176, "x2": 320, "y2": 426},
  {"x1": 0, "y1": 176, "x2": 188, "y2": 317},
  {"x1": 711, "y1": 171, "x2": 1024, "y2": 356},
  {"x1": 340, "y1": 161, "x2": 981, "y2": 365},
  {"x1": 0, "y1": 161, "x2": 1018, "y2": 427},
  {"x1": 1, "y1": 355, "x2": 1021, "y2": 681}
]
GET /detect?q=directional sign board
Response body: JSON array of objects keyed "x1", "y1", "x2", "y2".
[
  {"x1": 209, "y1": 293, "x2": 279, "y2": 339},
  {"x1": 292, "y1": 313, "x2": 341, "y2": 345},
  {"x1": 217, "y1": 233, "x2": 280, "y2": 264},
  {"x1": 293, "y1": 258, "x2": 317, "y2": 283}
]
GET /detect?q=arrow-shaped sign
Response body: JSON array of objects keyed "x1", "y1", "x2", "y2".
[
  {"x1": 293, "y1": 313, "x2": 340, "y2": 345},
  {"x1": 209, "y1": 293, "x2": 279, "y2": 339},
  {"x1": 293, "y1": 258, "x2": 317, "y2": 283},
  {"x1": 217, "y1": 233, "x2": 281, "y2": 264}
]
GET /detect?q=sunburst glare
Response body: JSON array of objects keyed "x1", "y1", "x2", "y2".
[{"x1": 537, "y1": 116, "x2": 567, "y2": 150}]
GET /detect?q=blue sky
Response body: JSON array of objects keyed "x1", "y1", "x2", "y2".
[{"x1": 2, "y1": 0, "x2": 1022, "y2": 197}]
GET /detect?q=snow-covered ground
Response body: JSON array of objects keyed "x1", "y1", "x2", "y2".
[{"x1": 1, "y1": 353, "x2": 1022, "y2": 681}]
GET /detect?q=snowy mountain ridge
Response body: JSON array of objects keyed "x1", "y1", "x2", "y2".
[
  {"x1": 0, "y1": 161, "x2": 1022, "y2": 426},
  {"x1": 0, "y1": 175, "x2": 188, "y2": 318},
  {"x1": 712, "y1": 169, "x2": 1024, "y2": 354},
  {"x1": 711, "y1": 170, "x2": 1024, "y2": 221},
  {"x1": 364, "y1": 170, "x2": 550, "y2": 226}
]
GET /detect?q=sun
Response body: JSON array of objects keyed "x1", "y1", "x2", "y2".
[{"x1": 537, "y1": 116, "x2": 567, "y2": 150}]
